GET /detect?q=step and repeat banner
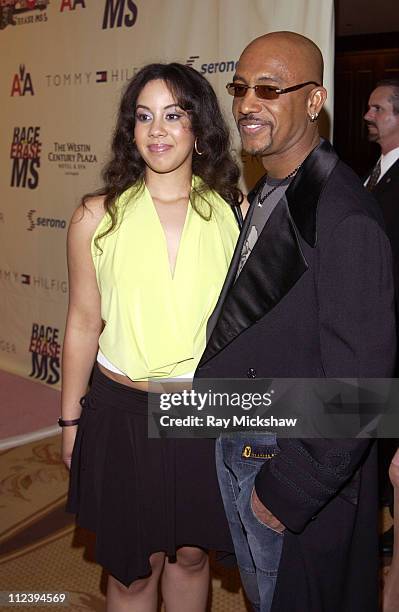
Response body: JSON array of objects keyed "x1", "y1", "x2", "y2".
[{"x1": 0, "y1": 0, "x2": 334, "y2": 388}]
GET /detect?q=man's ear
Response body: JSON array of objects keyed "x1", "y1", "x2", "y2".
[{"x1": 307, "y1": 86, "x2": 327, "y2": 118}]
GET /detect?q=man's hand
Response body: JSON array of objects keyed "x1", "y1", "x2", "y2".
[{"x1": 251, "y1": 488, "x2": 286, "y2": 533}]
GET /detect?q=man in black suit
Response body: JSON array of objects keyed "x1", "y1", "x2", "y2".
[
  {"x1": 196, "y1": 32, "x2": 396, "y2": 611},
  {"x1": 364, "y1": 79, "x2": 399, "y2": 610},
  {"x1": 364, "y1": 79, "x2": 399, "y2": 289}
]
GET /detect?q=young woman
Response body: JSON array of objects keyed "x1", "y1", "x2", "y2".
[{"x1": 61, "y1": 63, "x2": 243, "y2": 612}]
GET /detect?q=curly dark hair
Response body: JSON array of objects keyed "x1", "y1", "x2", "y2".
[{"x1": 84, "y1": 62, "x2": 242, "y2": 241}]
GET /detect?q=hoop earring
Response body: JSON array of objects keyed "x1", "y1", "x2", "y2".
[
  {"x1": 194, "y1": 137, "x2": 204, "y2": 155},
  {"x1": 309, "y1": 112, "x2": 319, "y2": 122}
]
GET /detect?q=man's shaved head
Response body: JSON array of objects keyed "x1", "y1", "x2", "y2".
[
  {"x1": 241, "y1": 31, "x2": 324, "y2": 85},
  {"x1": 232, "y1": 31, "x2": 326, "y2": 175}
]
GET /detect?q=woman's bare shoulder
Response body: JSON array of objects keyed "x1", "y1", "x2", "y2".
[{"x1": 69, "y1": 195, "x2": 107, "y2": 238}]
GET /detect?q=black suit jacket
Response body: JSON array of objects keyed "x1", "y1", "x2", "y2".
[
  {"x1": 372, "y1": 157, "x2": 399, "y2": 291},
  {"x1": 196, "y1": 140, "x2": 396, "y2": 611}
]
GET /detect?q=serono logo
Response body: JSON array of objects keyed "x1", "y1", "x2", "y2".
[
  {"x1": 185, "y1": 55, "x2": 238, "y2": 75},
  {"x1": 27, "y1": 209, "x2": 67, "y2": 231}
]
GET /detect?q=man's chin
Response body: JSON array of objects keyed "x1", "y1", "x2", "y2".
[
  {"x1": 240, "y1": 142, "x2": 271, "y2": 156},
  {"x1": 366, "y1": 128, "x2": 379, "y2": 143},
  {"x1": 238, "y1": 126, "x2": 272, "y2": 156}
]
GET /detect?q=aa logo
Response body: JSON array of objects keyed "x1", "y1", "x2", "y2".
[
  {"x1": 11, "y1": 65, "x2": 34, "y2": 96},
  {"x1": 29, "y1": 323, "x2": 61, "y2": 385},
  {"x1": 60, "y1": 0, "x2": 85, "y2": 11},
  {"x1": 102, "y1": 0, "x2": 137, "y2": 29}
]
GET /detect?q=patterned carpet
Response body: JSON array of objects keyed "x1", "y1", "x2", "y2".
[
  {"x1": 0, "y1": 435, "x2": 394, "y2": 611},
  {"x1": 0, "y1": 435, "x2": 248, "y2": 611}
]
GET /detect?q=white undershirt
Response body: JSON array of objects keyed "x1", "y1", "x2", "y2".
[
  {"x1": 365, "y1": 146, "x2": 399, "y2": 186},
  {"x1": 97, "y1": 349, "x2": 194, "y2": 380}
]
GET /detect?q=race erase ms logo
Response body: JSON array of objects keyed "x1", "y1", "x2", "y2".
[
  {"x1": 10, "y1": 126, "x2": 41, "y2": 189},
  {"x1": 0, "y1": 1, "x2": 49, "y2": 31},
  {"x1": 29, "y1": 323, "x2": 61, "y2": 385},
  {"x1": 102, "y1": 0, "x2": 137, "y2": 29}
]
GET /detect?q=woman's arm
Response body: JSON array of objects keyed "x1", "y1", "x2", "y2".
[
  {"x1": 383, "y1": 448, "x2": 399, "y2": 611},
  {"x1": 61, "y1": 197, "x2": 105, "y2": 468}
]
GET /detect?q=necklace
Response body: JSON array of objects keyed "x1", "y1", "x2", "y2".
[{"x1": 257, "y1": 165, "x2": 301, "y2": 208}]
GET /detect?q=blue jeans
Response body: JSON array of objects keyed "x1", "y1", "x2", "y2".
[{"x1": 216, "y1": 433, "x2": 284, "y2": 612}]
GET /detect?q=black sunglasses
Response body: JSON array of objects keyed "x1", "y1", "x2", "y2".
[{"x1": 226, "y1": 81, "x2": 320, "y2": 100}]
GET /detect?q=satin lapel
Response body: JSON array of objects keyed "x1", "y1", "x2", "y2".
[
  {"x1": 200, "y1": 196, "x2": 308, "y2": 365},
  {"x1": 205, "y1": 198, "x2": 258, "y2": 340},
  {"x1": 199, "y1": 139, "x2": 340, "y2": 366},
  {"x1": 286, "y1": 138, "x2": 339, "y2": 247}
]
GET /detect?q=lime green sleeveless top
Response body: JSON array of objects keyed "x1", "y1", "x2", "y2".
[{"x1": 92, "y1": 177, "x2": 239, "y2": 381}]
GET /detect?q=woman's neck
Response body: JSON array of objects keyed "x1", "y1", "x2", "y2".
[{"x1": 144, "y1": 167, "x2": 192, "y2": 203}]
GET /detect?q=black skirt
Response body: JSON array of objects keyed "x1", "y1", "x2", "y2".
[{"x1": 66, "y1": 365, "x2": 233, "y2": 586}]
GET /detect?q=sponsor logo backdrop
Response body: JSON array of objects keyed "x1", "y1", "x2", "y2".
[{"x1": 0, "y1": 0, "x2": 334, "y2": 387}]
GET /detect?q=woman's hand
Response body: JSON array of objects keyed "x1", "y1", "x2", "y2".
[{"x1": 62, "y1": 426, "x2": 78, "y2": 470}]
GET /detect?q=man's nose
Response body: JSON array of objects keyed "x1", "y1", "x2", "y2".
[
  {"x1": 235, "y1": 88, "x2": 263, "y2": 115},
  {"x1": 364, "y1": 108, "x2": 373, "y2": 122}
]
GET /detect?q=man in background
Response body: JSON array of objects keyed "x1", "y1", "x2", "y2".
[
  {"x1": 364, "y1": 79, "x2": 399, "y2": 612},
  {"x1": 364, "y1": 79, "x2": 399, "y2": 288}
]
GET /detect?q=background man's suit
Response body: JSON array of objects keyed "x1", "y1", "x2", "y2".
[
  {"x1": 196, "y1": 140, "x2": 396, "y2": 611},
  {"x1": 369, "y1": 157, "x2": 399, "y2": 550},
  {"x1": 372, "y1": 158, "x2": 399, "y2": 292}
]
